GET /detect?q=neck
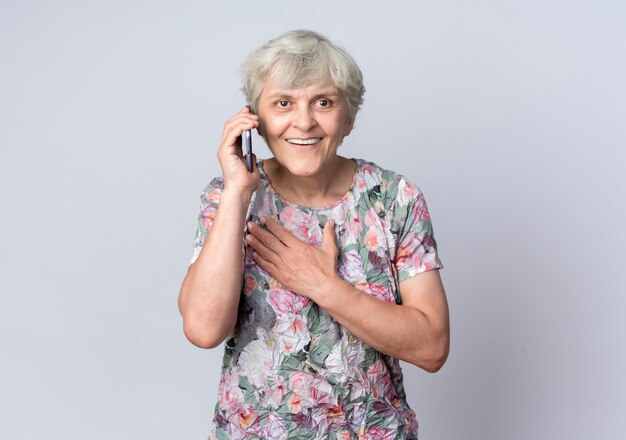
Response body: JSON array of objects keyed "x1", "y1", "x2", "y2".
[{"x1": 264, "y1": 156, "x2": 355, "y2": 207}]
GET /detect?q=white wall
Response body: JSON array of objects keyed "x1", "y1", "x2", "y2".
[{"x1": 1, "y1": 1, "x2": 624, "y2": 439}]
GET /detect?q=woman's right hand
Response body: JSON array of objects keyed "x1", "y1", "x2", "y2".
[{"x1": 217, "y1": 106, "x2": 261, "y2": 195}]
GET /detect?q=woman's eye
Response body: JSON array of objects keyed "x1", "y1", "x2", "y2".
[
  {"x1": 276, "y1": 100, "x2": 289, "y2": 108},
  {"x1": 318, "y1": 99, "x2": 330, "y2": 107}
]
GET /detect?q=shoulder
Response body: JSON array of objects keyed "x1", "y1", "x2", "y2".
[
  {"x1": 353, "y1": 158, "x2": 423, "y2": 210},
  {"x1": 198, "y1": 176, "x2": 224, "y2": 207},
  {"x1": 201, "y1": 176, "x2": 224, "y2": 195}
]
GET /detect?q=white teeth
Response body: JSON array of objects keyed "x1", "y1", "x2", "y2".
[{"x1": 286, "y1": 138, "x2": 321, "y2": 145}]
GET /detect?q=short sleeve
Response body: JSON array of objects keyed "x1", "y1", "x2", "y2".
[
  {"x1": 188, "y1": 177, "x2": 224, "y2": 266},
  {"x1": 391, "y1": 178, "x2": 443, "y2": 282}
]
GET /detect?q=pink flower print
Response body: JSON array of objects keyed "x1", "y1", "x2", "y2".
[
  {"x1": 406, "y1": 409, "x2": 419, "y2": 433},
  {"x1": 396, "y1": 235, "x2": 431, "y2": 273},
  {"x1": 361, "y1": 161, "x2": 375, "y2": 175},
  {"x1": 363, "y1": 426, "x2": 396, "y2": 440},
  {"x1": 260, "y1": 412, "x2": 288, "y2": 440},
  {"x1": 279, "y1": 208, "x2": 320, "y2": 243},
  {"x1": 288, "y1": 371, "x2": 337, "y2": 411},
  {"x1": 268, "y1": 285, "x2": 309, "y2": 316},
  {"x1": 201, "y1": 207, "x2": 216, "y2": 230},
  {"x1": 218, "y1": 371, "x2": 245, "y2": 411},
  {"x1": 275, "y1": 314, "x2": 310, "y2": 354},
  {"x1": 325, "y1": 401, "x2": 349, "y2": 432},
  {"x1": 280, "y1": 205, "x2": 314, "y2": 228},
  {"x1": 367, "y1": 358, "x2": 385, "y2": 376},
  {"x1": 336, "y1": 431, "x2": 351, "y2": 440},
  {"x1": 292, "y1": 413, "x2": 316, "y2": 433},
  {"x1": 309, "y1": 382, "x2": 332, "y2": 406},
  {"x1": 367, "y1": 360, "x2": 395, "y2": 401},
  {"x1": 288, "y1": 393, "x2": 302, "y2": 414},
  {"x1": 366, "y1": 359, "x2": 389, "y2": 399},
  {"x1": 362, "y1": 283, "x2": 395, "y2": 303},
  {"x1": 324, "y1": 403, "x2": 344, "y2": 419},
  {"x1": 372, "y1": 399, "x2": 400, "y2": 419},
  {"x1": 263, "y1": 377, "x2": 286, "y2": 409},
  {"x1": 237, "y1": 406, "x2": 258, "y2": 430},
  {"x1": 367, "y1": 247, "x2": 389, "y2": 272},
  {"x1": 342, "y1": 216, "x2": 363, "y2": 246},
  {"x1": 279, "y1": 205, "x2": 298, "y2": 224},
  {"x1": 395, "y1": 244, "x2": 413, "y2": 265},
  {"x1": 364, "y1": 228, "x2": 381, "y2": 252},
  {"x1": 338, "y1": 250, "x2": 366, "y2": 284},
  {"x1": 296, "y1": 224, "x2": 322, "y2": 245},
  {"x1": 364, "y1": 207, "x2": 380, "y2": 227},
  {"x1": 305, "y1": 376, "x2": 337, "y2": 409},
  {"x1": 403, "y1": 181, "x2": 416, "y2": 198},
  {"x1": 288, "y1": 370, "x2": 311, "y2": 398},
  {"x1": 309, "y1": 406, "x2": 332, "y2": 435},
  {"x1": 243, "y1": 274, "x2": 256, "y2": 295},
  {"x1": 206, "y1": 191, "x2": 221, "y2": 204},
  {"x1": 396, "y1": 179, "x2": 415, "y2": 207},
  {"x1": 412, "y1": 194, "x2": 430, "y2": 220}
]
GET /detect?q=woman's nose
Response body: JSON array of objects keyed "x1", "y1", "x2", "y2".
[{"x1": 291, "y1": 105, "x2": 317, "y2": 131}]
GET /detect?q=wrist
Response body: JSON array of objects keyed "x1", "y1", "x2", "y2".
[
  {"x1": 312, "y1": 275, "x2": 354, "y2": 309},
  {"x1": 220, "y1": 185, "x2": 255, "y2": 205}
]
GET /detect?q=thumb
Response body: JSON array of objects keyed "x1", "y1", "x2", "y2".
[{"x1": 322, "y1": 219, "x2": 337, "y2": 250}]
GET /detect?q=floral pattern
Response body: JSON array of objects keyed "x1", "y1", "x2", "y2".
[{"x1": 190, "y1": 159, "x2": 442, "y2": 439}]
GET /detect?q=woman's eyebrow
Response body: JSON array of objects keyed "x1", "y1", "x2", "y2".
[
  {"x1": 265, "y1": 90, "x2": 340, "y2": 100},
  {"x1": 312, "y1": 91, "x2": 340, "y2": 99},
  {"x1": 265, "y1": 92, "x2": 295, "y2": 100}
]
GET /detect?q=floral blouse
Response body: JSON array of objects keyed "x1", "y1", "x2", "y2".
[{"x1": 190, "y1": 159, "x2": 443, "y2": 440}]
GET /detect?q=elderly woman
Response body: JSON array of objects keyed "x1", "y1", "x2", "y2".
[{"x1": 178, "y1": 30, "x2": 449, "y2": 439}]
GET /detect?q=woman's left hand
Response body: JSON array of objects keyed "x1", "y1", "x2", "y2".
[
  {"x1": 245, "y1": 217, "x2": 340, "y2": 299},
  {"x1": 246, "y1": 216, "x2": 449, "y2": 371}
]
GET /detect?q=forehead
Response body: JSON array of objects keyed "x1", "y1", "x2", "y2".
[{"x1": 260, "y1": 78, "x2": 340, "y2": 100}]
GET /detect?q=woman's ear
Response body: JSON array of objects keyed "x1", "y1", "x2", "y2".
[
  {"x1": 256, "y1": 119, "x2": 265, "y2": 138},
  {"x1": 343, "y1": 118, "x2": 354, "y2": 137}
]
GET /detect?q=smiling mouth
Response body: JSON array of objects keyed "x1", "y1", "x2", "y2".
[{"x1": 286, "y1": 138, "x2": 322, "y2": 145}]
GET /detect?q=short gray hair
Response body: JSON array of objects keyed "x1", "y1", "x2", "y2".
[{"x1": 241, "y1": 30, "x2": 365, "y2": 124}]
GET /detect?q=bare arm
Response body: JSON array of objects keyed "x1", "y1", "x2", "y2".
[
  {"x1": 315, "y1": 269, "x2": 449, "y2": 372},
  {"x1": 178, "y1": 107, "x2": 259, "y2": 348},
  {"x1": 246, "y1": 217, "x2": 450, "y2": 371}
]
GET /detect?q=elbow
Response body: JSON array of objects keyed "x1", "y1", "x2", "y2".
[
  {"x1": 412, "y1": 335, "x2": 450, "y2": 373},
  {"x1": 421, "y1": 351, "x2": 448, "y2": 373},
  {"x1": 178, "y1": 292, "x2": 232, "y2": 349},
  {"x1": 182, "y1": 321, "x2": 226, "y2": 349},
  {"x1": 420, "y1": 350, "x2": 448, "y2": 373}
]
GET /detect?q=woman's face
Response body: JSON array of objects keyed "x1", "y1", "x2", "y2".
[{"x1": 256, "y1": 78, "x2": 353, "y2": 178}]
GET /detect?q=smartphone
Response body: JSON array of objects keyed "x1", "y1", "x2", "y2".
[{"x1": 242, "y1": 129, "x2": 253, "y2": 172}]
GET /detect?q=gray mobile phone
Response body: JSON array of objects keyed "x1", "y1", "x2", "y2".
[{"x1": 243, "y1": 129, "x2": 253, "y2": 172}]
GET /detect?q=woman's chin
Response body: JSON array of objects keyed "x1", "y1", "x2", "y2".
[
  {"x1": 274, "y1": 157, "x2": 326, "y2": 178},
  {"x1": 285, "y1": 164, "x2": 321, "y2": 178}
]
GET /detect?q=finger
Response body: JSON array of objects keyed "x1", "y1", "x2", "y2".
[
  {"x1": 259, "y1": 217, "x2": 300, "y2": 247},
  {"x1": 221, "y1": 118, "x2": 258, "y2": 148},
  {"x1": 221, "y1": 109, "x2": 259, "y2": 143},
  {"x1": 251, "y1": 250, "x2": 280, "y2": 280},
  {"x1": 322, "y1": 219, "x2": 337, "y2": 249},
  {"x1": 232, "y1": 107, "x2": 259, "y2": 123},
  {"x1": 246, "y1": 223, "x2": 285, "y2": 259}
]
